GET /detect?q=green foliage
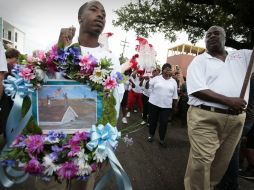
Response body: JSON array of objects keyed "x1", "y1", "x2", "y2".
[
  {"x1": 119, "y1": 53, "x2": 128, "y2": 65},
  {"x1": 21, "y1": 96, "x2": 42, "y2": 135},
  {"x1": 18, "y1": 54, "x2": 28, "y2": 65},
  {"x1": 98, "y1": 91, "x2": 117, "y2": 126},
  {"x1": 113, "y1": 0, "x2": 254, "y2": 49}
]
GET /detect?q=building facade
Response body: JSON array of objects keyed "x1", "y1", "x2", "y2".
[
  {"x1": 0, "y1": 17, "x2": 25, "y2": 53},
  {"x1": 167, "y1": 44, "x2": 205, "y2": 86}
]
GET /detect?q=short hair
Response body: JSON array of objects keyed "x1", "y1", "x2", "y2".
[
  {"x1": 206, "y1": 26, "x2": 226, "y2": 37},
  {"x1": 78, "y1": 2, "x2": 89, "y2": 19},
  {"x1": 78, "y1": 1, "x2": 101, "y2": 19},
  {"x1": 5, "y1": 48, "x2": 20, "y2": 59},
  {"x1": 162, "y1": 63, "x2": 172, "y2": 71}
]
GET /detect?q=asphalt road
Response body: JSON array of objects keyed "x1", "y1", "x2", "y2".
[{"x1": 1, "y1": 111, "x2": 254, "y2": 190}]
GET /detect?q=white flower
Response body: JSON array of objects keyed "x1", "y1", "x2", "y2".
[
  {"x1": 35, "y1": 67, "x2": 46, "y2": 81},
  {"x1": 93, "y1": 148, "x2": 107, "y2": 163},
  {"x1": 77, "y1": 163, "x2": 93, "y2": 176},
  {"x1": 42, "y1": 155, "x2": 59, "y2": 176},
  {"x1": 89, "y1": 67, "x2": 109, "y2": 84},
  {"x1": 73, "y1": 149, "x2": 92, "y2": 176}
]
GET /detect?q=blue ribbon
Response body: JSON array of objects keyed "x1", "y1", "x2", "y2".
[
  {"x1": 3, "y1": 73, "x2": 34, "y2": 146},
  {"x1": 86, "y1": 123, "x2": 120, "y2": 152},
  {"x1": 86, "y1": 123, "x2": 132, "y2": 190},
  {"x1": 0, "y1": 73, "x2": 33, "y2": 187}
]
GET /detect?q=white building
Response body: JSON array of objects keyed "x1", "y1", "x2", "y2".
[
  {"x1": 40, "y1": 106, "x2": 78, "y2": 126},
  {"x1": 0, "y1": 17, "x2": 25, "y2": 53}
]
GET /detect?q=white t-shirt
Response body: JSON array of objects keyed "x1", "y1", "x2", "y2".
[
  {"x1": 148, "y1": 75, "x2": 178, "y2": 108},
  {"x1": 80, "y1": 45, "x2": 124, "y2": 118},
  {"x1": 129, "y1": 75, "x2": 142, "y2": 93},
  {"x1": 140, "y1": 78, "x2": 151, "y2": 97},
  {"x1": 187, "y1": 50, "x2": 252, "y2": 109},
  {"x1": 0, "y1": 41, "x2": 7, "y2": 72}
]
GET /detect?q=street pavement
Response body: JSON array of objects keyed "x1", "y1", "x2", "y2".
[{"x1": 1, "y1": 111, "x2": 254, "y2": 190}]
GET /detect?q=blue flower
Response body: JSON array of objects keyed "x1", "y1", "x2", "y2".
[
  {"x1": 67, "y1": 46, "x2": 81, "y2": 65},
  {"x1": 56, "y1": 48, "x2": 68, "y2": 65},
  {"x1": 115, "y1": 72, "x2": 123, "y2": 82},
  {"x1": 1, "y1": 160, "x2": 15, "y2": 167}
]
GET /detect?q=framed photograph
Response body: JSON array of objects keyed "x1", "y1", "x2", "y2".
[{"x1": 32, "y1": 80, "x2": 102, "y2": 134}]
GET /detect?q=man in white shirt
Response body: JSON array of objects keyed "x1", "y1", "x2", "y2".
[
  {"x1": 49, "y1": 1, "x2": 124, "y2": 189},
  {"x1": 58, "y1": 1, "x2": 124, "y2": 118},
  {"x1": 185, "y1": 26, "x2": 252, "y2": 190}
]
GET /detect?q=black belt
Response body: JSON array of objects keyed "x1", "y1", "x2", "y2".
[{"x1": 195, "y1": 105, "x2": 244, "y2": 115}]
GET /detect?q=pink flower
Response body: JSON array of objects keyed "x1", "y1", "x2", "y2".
[
  {"x1": 57, "y1": 162, "x2": 78, "y2": 180},
  {"x1": 103, "y1": 77, "x2": 117, "y2": 90},
  {"x1": 35, "y1": 50, "x2": 46, "y2": 61},
  {"x1": 71, "y1": 132, "x2": 89, "y2": 142},
  {"x1": 79, "y1": 54, "x2": 97, "y2": 74},
  {"x1": 25, "y1": 135, "x2": 44, "y2": 154},
  {"x1": 27, "y1": 56, "x2": 33, "y2": 63},
  {"x1": 25, "y1": 158, "x2": 44, "y2": 174},
  {"x1": 49, "y1": 45, "x2": 58, "y2": 60},
  {"x1": 67, "y1": 144, "x2": 80, "y2": 157},
  {"x1": 19, "y1": 67, "x2": 35, "y2": 81}
]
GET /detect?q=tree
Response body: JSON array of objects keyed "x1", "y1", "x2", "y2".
[{"x1": 113, "y1": 0, "x2": 254, "y2": 49}]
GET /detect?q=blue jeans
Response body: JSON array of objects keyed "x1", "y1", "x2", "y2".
[{"x1": 218, "y1": 120, "x2": 254, "y2": 190}]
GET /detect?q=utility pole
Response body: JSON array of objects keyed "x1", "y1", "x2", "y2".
[{"x1": 120, "y1": 37, "x2": 129, "y2": 56}]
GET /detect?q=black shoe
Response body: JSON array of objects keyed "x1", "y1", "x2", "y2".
[
  {"x1": 147, "y1": 136, "x2": 153, "y2": 142},
  {"x1": 239, "y1": 168, "x2": 254, "y2": 180},
  {"x1": 159, "y1": 140, "x2": 166, "y2": 148}
]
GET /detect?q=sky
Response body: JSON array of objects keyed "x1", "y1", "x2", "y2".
[{"x1": 0, "y1": 0, "x2": 205, "y2": 64}]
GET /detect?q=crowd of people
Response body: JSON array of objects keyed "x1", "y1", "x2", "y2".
[{"x1": 0, "y1": 1, "x2": 254, "y2": 190}]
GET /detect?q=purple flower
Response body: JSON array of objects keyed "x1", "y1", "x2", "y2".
[
  {"x1": 47, "y1": 131, "x2": 67, "y2": 142},
  {"x1": 25, "y1": 158, "x2": 44, "y2": 174},
  {"x1": 115, "y1": 72, "x2": 123, "y2": 82},
  {"x1": 57, "y1": 162, "x2": 78, "y2": 180},
  {"x1": 11, "y1": 135, "x2": 26, "y2": 148},
  {"x1": 49, "y1": 152, "x2": 58, "y2": 161},
  {"x1": 49, "y1": 145, "x2": 63, "y2": 160},
  {"x1": 56, "y1": 48, "x2": 68, "y2": 66},
  {"x1": 90, "y1": 163, "x2": 97, "y2": 172},
  {"x1": 67, "y1": 144, "x2": 81, "y2": 158},
  {"x1": 67, "y1": 46, "x2": 81, "y2": 65},
  {"x1": 79, "y1": 54, "x2": 97, "y2": 75},
  {"x1": 51, "y1": 145, "x2": 63, "y2": 152},
  {"x1": 47, "y1": 131, "x2": 59, "y2": 142},
  {"x1": 25, "y1": 135, "x2": 44, "y2": 154},
  {"x1": 71, "y1": 132, "x2": 89, "y2": 142}
]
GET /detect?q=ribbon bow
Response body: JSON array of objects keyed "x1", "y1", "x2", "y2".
[
  {"x1": 86, "y1": 123, "x2": 121, "y2": 152},
  {"x1": 3, "y1": 74, "x2": 34, "y2": 99}
]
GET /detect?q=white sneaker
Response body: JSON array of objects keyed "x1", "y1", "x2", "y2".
[
  {"x1": 122, "y1": 117, "x2": 128, "y2": 124},
  {"x1": 126, "y1": 112, "x2": 130, "y2": 117},
  {"x1": 140, "y1": 121, "x2": 146, "y2": 125}
]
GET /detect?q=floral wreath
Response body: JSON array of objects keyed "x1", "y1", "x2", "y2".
[{"x1": 0, "y1": 43, "x2": 131, "y2": 187}]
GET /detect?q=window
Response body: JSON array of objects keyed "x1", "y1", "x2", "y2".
[
  {"x1": 15, "y1": 32, "x2": 18, "y2": 42},
  {"x1": 8, "y1": 31, "x2": 11, "y2": 40},
  {"x1": 2, "y1": 29, "x2": 4, "y2": 38},
  {"x1": 15, "y1": 45, "x2": 17, "y2": 49}
]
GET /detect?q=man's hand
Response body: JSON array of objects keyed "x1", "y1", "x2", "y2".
[
  {"x1": 57, "y1": 27, "x2": 76, "y2": 47},
  {"x1": 226, "y1": 97, "x2": 247, "y2": 112}
]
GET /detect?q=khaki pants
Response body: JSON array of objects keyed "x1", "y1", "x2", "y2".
[{"x1": 184, "y1": 106, "x2": 246, "y2": 190}]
